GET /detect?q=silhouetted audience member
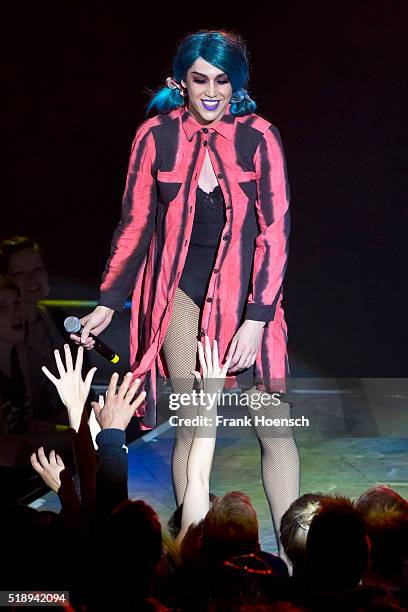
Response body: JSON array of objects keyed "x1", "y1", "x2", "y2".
[
  {"x1": 298, "y1": 495, "x2": 373, "y2": 610},
  {"x1": 356, "y1": 485, "x2": 408, "y2": 607},
  {"x1": 0, "y1": 235, "x2": 67, "y2": 422},
  {"x1": 0, "y1": 277, "x2": 61, "y2": 496},
  {"x1": 279, "y1": 492, "x2": 326, "y2": 575},
  {"x1": 0, "y1": 276, "x2": 30, "y2": 440},
  {"x1": 91, "y1": 499, "x2": 164, "y2": 612},
  {"x1": 201, "y1": 492, "x2": 261, "y2": 562},
  {"x1": 0, "y1": 504, "x2": 78, "y2": 592},
  {"x1": 176, "y1": 491, "x2": 287, "y2": 610},
  {"x1": 207, "y1": 552, "x2": 296, "y2": 611}
]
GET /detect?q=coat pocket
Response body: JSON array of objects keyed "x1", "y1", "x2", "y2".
[
  {"x1": 236, "y1": 170, "x2": 257, "y2": 202},
  {"x1": 156, "y1": 170, "x2": 182, "y2": 205}
]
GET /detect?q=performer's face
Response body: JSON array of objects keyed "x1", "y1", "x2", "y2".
[{"x1": 181, "y1": 57, "x2": 233, "y2": 125}]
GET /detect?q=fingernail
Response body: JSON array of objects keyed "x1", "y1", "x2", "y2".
[{"x1": 126, "y1": 372, "x2": 132, "y2": 377}]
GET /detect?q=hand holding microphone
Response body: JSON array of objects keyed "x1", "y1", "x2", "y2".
[{"x1": 66, "y1": 305, "x2": 117, "y2": 361}]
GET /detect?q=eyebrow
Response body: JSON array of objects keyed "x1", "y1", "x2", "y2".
[{"x1": 191, "y1": 71, "x2": 228, "y2": 78}]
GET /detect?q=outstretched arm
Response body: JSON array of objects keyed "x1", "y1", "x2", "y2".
[
  {"x1": 30, "y1": 448, "x2": 81, "y2": 527},
  {"x1": 176, "y1": 337, "x2": 231, "y2": 544},
  {"x1": 91, "y1": 373, "x2": 145, "y2": 518},
  {"x1": 42, "y1": 344, "x2": 97, "y2": 518}
]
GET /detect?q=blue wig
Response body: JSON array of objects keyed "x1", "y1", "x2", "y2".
[{"x1": 146, "y1": 30, "x2": 256, "y2": 117}]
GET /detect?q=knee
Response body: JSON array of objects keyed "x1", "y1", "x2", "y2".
[{"x1": 249, "y1": 401, "x2": 299, "y2": 447}]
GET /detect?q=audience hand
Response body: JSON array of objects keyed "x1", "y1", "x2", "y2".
[
  {"x1": 192, "y1": 336, "x2": 232, "y2": 397},
  {"x1": 226, "y1": 320, "x2": 265, "y2": 373},
  {"x1": 91, "y1": 372, "x2": 145, "y2": 431},
  {"x1": 42, "y1": 344, "x2": 97, "y2": 432},
  {"x1": 70, "y1": 305, "x2": 114, "y2": 350},
  {"x1": 30, "y1": 447, "x2": 65, "y2": 493}
]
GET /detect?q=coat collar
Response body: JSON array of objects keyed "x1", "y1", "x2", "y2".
[{"x1": 180, "y1": 104, "x2": 235, "y2": 141}]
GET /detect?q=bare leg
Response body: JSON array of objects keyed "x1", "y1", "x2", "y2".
[
  {"x1": 162, "y1": 287, "x2": 201, "y2": 506},
  {"x1": 244, "y1": 387, "x2": 300, "y2": 564}
]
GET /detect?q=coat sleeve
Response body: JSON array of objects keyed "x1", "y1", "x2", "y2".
[
  {"x1": 245, "y1": 125, "x2": 290, "y2": 323},
  {"x1": 98, "y1": 126, "x2": 157, "y2": 312}
]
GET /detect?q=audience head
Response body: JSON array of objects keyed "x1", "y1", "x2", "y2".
[
  {"x1": 0, "y1": 276, "x2": 24, "y2": 344},
  {"x1": 106, "y1": 499, "x2": 162, "y2": 582},
  {"x1": 356, "y1": 485, "x2": 408, "y2": 581},
  {"x1": 0, "y1": 235, "x2": 49, "y2": 306},
  {"x1": 305, "y1": 495, "x2": 370, "y2": 594},
  {"x1": 280, "y1": 492, "x2": 325, "y2": 573},
  {"x1": 201, "y1": 491, "x2": 260, "y2": 562}
]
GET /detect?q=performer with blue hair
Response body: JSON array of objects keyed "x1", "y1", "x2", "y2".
[
  {"x1": 72, "y1": 29, "x2": 299, "y2": 563},
  {"x1": 147, "y1": 29, "x2": 256, "y2": 117}
]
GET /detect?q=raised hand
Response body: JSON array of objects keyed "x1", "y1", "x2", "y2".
[
  {"x1": 42, "y1": 344, "x2": 97, "y2": 432},
  {"x1": 30, "y1": 447, "x2": 65, "y2": 493},
  {"x1": 192, "y1": 335, "x2": 232, "y2": 396},
  {"x1": 91, "y1": 372, "x2": 146, "y2": 431}
]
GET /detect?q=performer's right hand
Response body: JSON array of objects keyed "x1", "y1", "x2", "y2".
[{"x1": 70, "y1": 305, "x2": 114, "y2": 350}]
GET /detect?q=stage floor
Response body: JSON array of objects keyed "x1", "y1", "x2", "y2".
[{"x1": 30, "y1": 426, "x2": 408, "y2": 553}]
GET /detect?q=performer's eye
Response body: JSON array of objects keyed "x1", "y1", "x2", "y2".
[{"x1": 193, "y1": 79, "x2": 206, "y2": 84}]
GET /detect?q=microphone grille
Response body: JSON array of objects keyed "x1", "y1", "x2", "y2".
[{"x1": 64, "y1": 316, "x2": 81, "y2": 334}]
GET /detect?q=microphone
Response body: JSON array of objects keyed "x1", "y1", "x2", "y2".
[{"x1": 64, "y1": 316, "x2": 120, "y2": 364}]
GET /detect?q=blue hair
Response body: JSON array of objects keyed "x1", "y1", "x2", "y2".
[{"x1": 146, "y1": 30, "x2": 256, "y2": 117}]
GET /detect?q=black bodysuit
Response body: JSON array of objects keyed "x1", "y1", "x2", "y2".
[
  {"x1": 179, "y1": 184, "x2": 256, "y2": 389},
  {"x1": 179, "y1": 185, "x2": 226, "y2": 308}
]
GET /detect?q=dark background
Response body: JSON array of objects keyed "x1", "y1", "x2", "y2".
[{"x1": 4, "y1": 1, "x2": 407, "y2": 377}]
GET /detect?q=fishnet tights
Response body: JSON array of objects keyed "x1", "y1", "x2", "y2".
[
  {"x1": 162, "y1": 287, "x2": 201, "y2": 506},
  {"x1": 244, "y1": 387, "x2": 300, "y2": 559},
  {"x1": 162, "y1": 288, "x2": 300, "y2": 560}
]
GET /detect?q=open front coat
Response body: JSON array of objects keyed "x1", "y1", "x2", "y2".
[{"x1": 99, "y1": 105, "x2": 291, "y2": 427}]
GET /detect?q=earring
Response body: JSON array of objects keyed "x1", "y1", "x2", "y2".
[
  {"x1": 166, "y1": 76, "x2": 187, "y2": 98},
  {"x1": 165, "y1": 76, "x2": 178, "y2": 90}
]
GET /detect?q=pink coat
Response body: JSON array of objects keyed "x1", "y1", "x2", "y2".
[{"x1": 99, "y1": 105, "x2": 290, "y2": 427}]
